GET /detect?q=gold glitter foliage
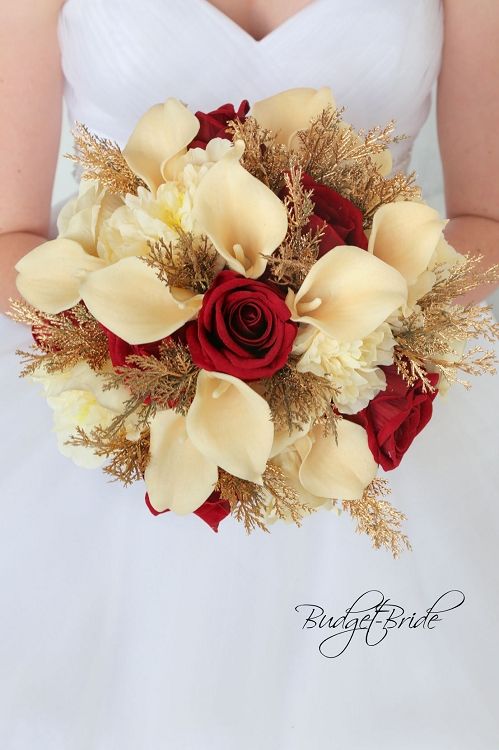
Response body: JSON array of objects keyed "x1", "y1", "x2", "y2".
[
  {"x1": 262, "y1": 360, "x2": 340, "y2": 436},
  {"x1": 262, "y1": 462, "x2": 315, "y2": 525},
  {"x1": 395, "y1": 255, "x2": 499, "y2": 389},
  {"x1": 265, "y1": 165, "x2": 323, "y2": 290},
  {"x1": 105, "y1": 339, "x2": 199, "y2": 417},
  {"x1": 342, "y1": 479, "x2": 411, "y2": 558},
  {"x1": 144, "y1": 232, "x2": 220, "y2": 293},
  {"x1": 8, "y1": 299, "x2": 109, "y2": 377},
  {"x1": 66, "y1": 123, "x2": 147, "y2": 196},
  {"x1": 226, "y1": 115, "x2": 291, "y2": 192},
  {"x1": 295, "y1": 106, "x2": 421, "y2": 225},
  {"x1": 216, "y1": 469, "x2": 270, "y2": 533},
  {"x1": 67, "y1": 427, "x2": 150, "y2": 486},
  {"x1": 217, "y1": 463, "x2": 312, "y2": 533}
]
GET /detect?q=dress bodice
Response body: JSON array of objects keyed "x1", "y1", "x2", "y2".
[{"x1": 58, "y1": 0, "x2": 443, "y2": 174}]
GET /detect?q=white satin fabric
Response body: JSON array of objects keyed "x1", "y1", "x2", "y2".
[{"x1": 1, "y1": 1, "x2": 499, "y2": 748}]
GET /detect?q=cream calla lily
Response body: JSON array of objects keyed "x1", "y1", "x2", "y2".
[
  {"x1": 145, "y1": 410, "x2": 218, "y2": 514},
  {"x1": 251, "y1": 87, "x2": 335, "y2": 148},
  {"x1": 270, "y1": 420, "x2": 313, "y2": 459},
  {"x1": 298, "y1": 420, "x2": 377, "y2": 500},
  {"x1": 123, "y1": 98, "x2": 200, "y2": 193},
  {"x1": 15, "y1": 238, "x2": 106, "y2": 314},
  {"x1": 285, "y1": 245, "x2": 407, "y2": 342},
  {"x1": 80, "y1": 256, "x2": 203, "y2": 344},
  {"x1": 186, "y1": 370, "x2": 274, "y2": 484},
  {"x1": 270, "y1": 436, "x2": 329, "y2": 512},
  {"x1": 15, "y1": 182, "x2": 123, "y2": 314},
  {"x1": 368, "y1": 202, "x2": 447, "y2": 287},
  {"x1": 193, "y1": 141, "x2": 288, "y2": 278}
]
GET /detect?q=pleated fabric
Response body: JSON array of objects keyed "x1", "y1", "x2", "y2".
[{"x1": 58, "y1": 0, "x2": 443, "y2": 172}]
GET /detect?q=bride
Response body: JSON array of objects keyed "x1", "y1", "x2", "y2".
[{"x1": 1, "y1": 1, "x2": 498, "y2": 748}]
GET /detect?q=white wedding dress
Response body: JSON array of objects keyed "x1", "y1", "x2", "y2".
[{"x1": 1, "y1": 1, "x2": 498, "y2": 748}]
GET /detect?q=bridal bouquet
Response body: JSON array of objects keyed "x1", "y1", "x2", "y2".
[{"x1": 10, "y1": 87, "x2": 498, "y2": 555}]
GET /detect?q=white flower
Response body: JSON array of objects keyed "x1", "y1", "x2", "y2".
[
  {"x1": 192, "y1": 140, "x2": 288, "y2": 278},
  {"x1": 251, "y1": 87, "x2": 335, "y2": 149},
  {"x1": 80, "y1": 141, "x2": 289, "y2": 345},
  {"x1": 271, "y1": 436, "x2": 332, "y2": 513},
  {"x1": 285, "y1": 245, "x2": 407, "y2": 342},
  {"x1": 368, "y1": 201, "x2": 465, "y2": 316},
  {"x1": 46, "y1": 391, "x2": 119, "y2": 469},
  {"x1": 15, "y1": 180, "x2": 119, "y2": 314},
  {"x1": 176, "y1": 137, "x2": 234, "y2": 193},
  {"x1": 31, "y1": 361, "x2": 139, "y2": 469},
  {"x1": 263, "y1": 419, "x2": 378, "y2": 522},
  {"x1": 96, "y1": 183, "x2": 193, "y2": 263},
  {"x1": 145, "y1": 371, "x2": 274, "y2": 514},
  {"x1": 15, "y1": 98, "x2": 202, "y2": 314},
  {"x1": 57, "y1": 179, "x2": 123, "y2": 254},
  {"x1": 293, "y1": 322, "x2": 396, "y2": 414},
  {"x1": 122, "y1": 97, "x2": 201, "y2": 193},
  {"x1": 96, "y1": 139, "x2": 235, "y2": 264}
]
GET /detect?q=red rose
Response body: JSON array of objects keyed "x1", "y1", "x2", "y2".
[
  {"x1": 145, "y1": 491, "x2": 231, "y2": 533},
  {"x1": 350, "y1": 365, "x2": 439, "y2": 471},
  {"x1": 185, "y1": 270, "x2": 297, "y2": 380},
  {"x1": 189, "y1": 100, "x2": 250, "y2": 150},
  {"x1": 102, "y1": 325, "x2": 162, "y2": 368},
  {"x1": 283, "y1": 173, "x2": 368, "y2": 257}
]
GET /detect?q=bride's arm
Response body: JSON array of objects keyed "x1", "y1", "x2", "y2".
[
  {"x1": 439, "y1": 0, "x2": 499, "y2": 304},
  {"x1": 0, "y1": 0, "x2": 64, "y2": 311}
]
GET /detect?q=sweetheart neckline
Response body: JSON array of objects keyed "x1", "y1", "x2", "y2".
[{"x1": 195, "y1": 0, "x2": 324, "y2": 43}]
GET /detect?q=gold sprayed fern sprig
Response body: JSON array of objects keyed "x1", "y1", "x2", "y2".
[
  {"x1": 104, "y1": 339, "x2": 200, "y2": 417},
  {"x1": 294, "y1": 106, "x2": 421, "y2": 226},
  {"x1": 217, "y1": 463, "x2": 313, "y2": 533},
  {"x1": 262, "y1": 359, "x2": 340, "y2": 437},
  {"x1": 8, "y1": 299, "x2": 110, "y2": 377},
  {"x1": 226, "y1": 115, "x2": 291, "y2": 193},
  {"x1": 67, "y1": 427, "x2": 150, "y2": 486},
  {"x1": 144, "y1": 231, "x2": 221, "y2": 293},
  {"x1": 394, "y1": 254, "x2": 499, "y2": 389},
  {"x1": 265, "y1": 164, "x2": 323, "y2": 290},
  {"x1": 342, "y1": 479, "x2": 412, "y2": 558},
  {"x1": 66, "y1": 122, "x2": 147, "y2": 196}
]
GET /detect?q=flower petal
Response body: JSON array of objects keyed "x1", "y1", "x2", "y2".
[
  {"x1": 15, "y1": 238, "x2": 106, "y2": 314},
  {"x1": 270, "y1": 420, "x2": 313, "y2": 458},
  {"x1": 271, "y1": 435, "x2": 330, "y2": 510},
  {"x1": 32, "y1": 360, "x2": 134, "y2": 414},
  {"x1": 368, "y1": 202, "x2": 446, "y2": 285},
  {"x1": 193, "y1": 141, "x2": 288, "y2": 278},
  {"x1": 56, "y1": 180, "x2": 104, "y2": 255},
  {"x1": 251, "y1": 87, "x2": 335, "y2": 148},
  {"x1": 186, "y1": 370, "x2": 274, "y2": 483},
  {"x1": 145, "y1": 410, "x2": 218, "y2": 514},
  {"x1": 80, "y1": 256, "x2": 203, "y2": 344},
  {"x1": 299, "y1": 420, "x2": 377, "y2": 500},
  {"x1": 123, "y1": 99, "x2": 200, "y2": 193},
  {"x1": 56, "y1": 179, "x2": 123, "y2": 257},
  {"x1": 286, "y1": 246, "x2": 407, "y2": 341}
]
